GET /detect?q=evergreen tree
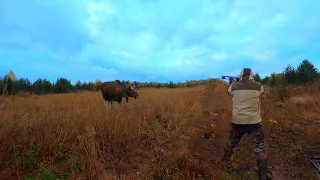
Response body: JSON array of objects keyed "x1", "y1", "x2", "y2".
[
  {"x1": 75, "y1": 80, "x2": 82, "y2": 90},
  {"x1": 296, "y1": 59, "x2": 318, "y2": 84},
  {"x1": 42, "y1": 79, "x2": 53, "y2": 93},
  {"x1": 269, "y1": 74, "x2": 276, "y2": 87},
  {"x1": 254, "y1": 73, "x2": 261, "y2": 82},
  {"x1": 33, "y1": 79, "x2": 44, "y2": 94},
  {"x1": 168, "y1": 81, "x2": 176, "y2": 88},
  {"x1": 261, "y1": 76, "x2": 269, "y2": 85},
  {"x1": 5, "y1": 78, "x2": 14, "y2": 95},
  {"x1": 16, "y1": 78, "x2": 32, "y2": 92},
  {"x1": 283, "y1": 65, "x2": 298, "y2": 84},
  {"x1": 54, "y1": 78, "x2": 72, "y2": 93}
]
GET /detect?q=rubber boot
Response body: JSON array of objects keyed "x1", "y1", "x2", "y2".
[
  {"x1": 257, "y1": 159, "x2": 273, "y2": 180},
  {"x1": 221, "y1": 146, "x2": 233, "y2": 162}
]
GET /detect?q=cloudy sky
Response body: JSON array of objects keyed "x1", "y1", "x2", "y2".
[{"x1": 0, "y1": 0, "x2": 319, "y2": 83}]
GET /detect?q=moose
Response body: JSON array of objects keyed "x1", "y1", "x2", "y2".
[{"x1": 99, "y1": 80, "x2": 139, "y2": 108}]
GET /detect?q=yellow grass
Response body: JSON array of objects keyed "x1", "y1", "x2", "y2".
[{"x1": 0, "y1": 80, "x2": 319, "y2": 180}]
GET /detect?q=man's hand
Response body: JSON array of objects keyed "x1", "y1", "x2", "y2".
[
  {"x1": 232, "y1": 78, "x2": 237, "y2": 82},
  {"x1": 227, "y1": 85, "x2": 232, "y2": 95}
]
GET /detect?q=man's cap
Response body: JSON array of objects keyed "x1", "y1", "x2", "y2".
[
  {"x1": 242, "y1": 68, "x2": 252, "y2": 76},
  {"x1": 239, "y1": 68, "x2": 254, "y2": 80}
]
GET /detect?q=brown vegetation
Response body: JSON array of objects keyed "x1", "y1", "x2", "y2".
[{"x1": 0, "y1": 80, "x2": 319, "y2": 180}]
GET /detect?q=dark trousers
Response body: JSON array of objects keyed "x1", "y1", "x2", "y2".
[
  {"x1": 224, "y1": 122, "x2": 272, "y2": 179},
  {"x1": 225, "y1": 122, "x2": 267, "y2": 160}
]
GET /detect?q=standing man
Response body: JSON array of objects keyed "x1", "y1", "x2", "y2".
[{"x1": 222, "y1": 68, "x2": 272, "y2": 180}]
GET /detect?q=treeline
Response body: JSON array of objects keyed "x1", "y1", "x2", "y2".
[
  {"x1": 104, "y1": 80, "x2": 206, "y2": 89},
  {"x1": 253, "y1": 59, "x2": 319, "y2": 86},
  {"x1": 0, "y1": 77, "x2": 95, "y2": 95},
  {"x1": 0, "y1": 76, "x2": 208, "y2": 95},
  {"x1": 0, "y1": 59, "x2": 319, "y2": 95},
  {"x1": 253, "y1": 59, "x2": 319, "y2": 100}
]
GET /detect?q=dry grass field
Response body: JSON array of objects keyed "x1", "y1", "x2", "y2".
[{"x1": 0, "y1": 80, "x2": 319, "y2": 180}]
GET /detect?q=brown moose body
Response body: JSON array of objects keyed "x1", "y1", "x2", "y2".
[{"x1": 99, "y1": 80, "x2": 139, "y2": 108}]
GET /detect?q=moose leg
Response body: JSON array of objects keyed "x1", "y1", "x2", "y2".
[
  {"x1": 104, "y1": 99, "x2": 112, "y2": 109},
  {"x1": 108, "y1": 101, "x2": 111, "y2": 109},
  {"x1": 108, "y1": 100, "x2": 114, "y2": 109},
  {"x1": 103, "y1": 99, "x2": 108, "y2": 108},
  {"x1": 114, "y1": 98, "x2": 121, "y2": 108},
  {"x1": 126, "y1": 97, "x2": 129, "y2": 103}
]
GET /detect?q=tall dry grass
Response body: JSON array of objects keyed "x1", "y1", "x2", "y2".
[
  {"x1": 0, "y1": 80, "x2": 319, "y2": 180},
  {"x1": 0, "y1": 87, "x2": 204, "y2": 179}
]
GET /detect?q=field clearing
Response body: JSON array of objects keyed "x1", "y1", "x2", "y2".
[{"x1": 0, "y1": 80, "x2": 319, "y2": 180}]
